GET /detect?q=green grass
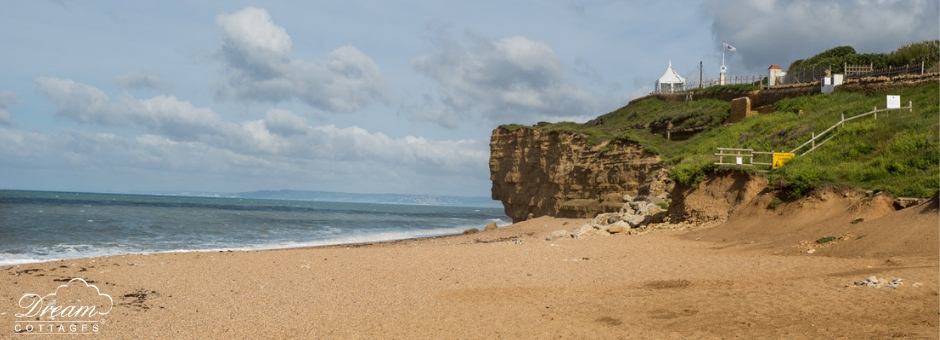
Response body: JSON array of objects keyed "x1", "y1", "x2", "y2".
[
  {"x1": 816, "y1": 236, "x2": 838, "y2": 244},
  {"x1": 767, "y1": 197, "x2": 783, "y2": 209},
  {"x1": 508, "y1": 82, "x2": 939, "y2": 199},
  {"x1": 498, "y1": 123, "x2": 526, "y2": 132},
  {"x1": 690, "y1": 83, "x2": 761, "y2": 94}
]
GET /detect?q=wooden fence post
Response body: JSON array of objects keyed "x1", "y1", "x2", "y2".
[{"x1": 841, "y1": 113, "x2": 845, "y2": 128}]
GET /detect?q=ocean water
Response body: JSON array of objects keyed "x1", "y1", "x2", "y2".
[{"x1": 0, "y1": 190, "x2": 510, "y2": 266}]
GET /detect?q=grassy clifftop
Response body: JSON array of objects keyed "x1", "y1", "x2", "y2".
[{"x1": 502, "y1": 82, "x2": 939, "y2": 198}]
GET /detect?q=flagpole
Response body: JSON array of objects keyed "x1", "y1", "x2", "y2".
[
  {"x1": 718, "y1": 40, "x2": 728, "y2": 85},
  {"x1": 721, "y1": 40, "x2": 728, "y2": 72}
]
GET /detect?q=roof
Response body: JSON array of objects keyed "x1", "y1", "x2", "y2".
[
  {"x1": 657, "y1": 61, "x2": 685, "y2": 84},
  {"x1": 768, "y1": 64, "x2": 782, "y2": 70}
]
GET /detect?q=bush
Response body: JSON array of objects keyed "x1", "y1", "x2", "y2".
[
  {"x1": 815, "y1": 236, "x2": 837, "y2": 244},
  {"x1": 767, "y1": 197, "x2": 783, "y2": 209},
  {"x1": 499, "y1": 124, "x2": 526, "y2": 132}
]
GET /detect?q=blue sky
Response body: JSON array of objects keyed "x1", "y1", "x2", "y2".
[{"x1": 1, "y1": 0, "x2": 937, "y2": 196}]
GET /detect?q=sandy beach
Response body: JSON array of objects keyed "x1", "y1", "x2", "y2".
[{"x1": 3, "y1": 195, "x2": 938, "y2": 339}]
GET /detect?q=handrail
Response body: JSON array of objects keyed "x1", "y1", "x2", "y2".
[
  {"x1": 790, "y1": 101, "x2": 912, "y2": 154},
  {"x1": 718, "y1": 100, "x2": 914, "y2": 167}
]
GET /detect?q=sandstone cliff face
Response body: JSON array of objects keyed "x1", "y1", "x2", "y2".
[{"x1": 489, "y1": 127, "x2": 663, "y2": 223}]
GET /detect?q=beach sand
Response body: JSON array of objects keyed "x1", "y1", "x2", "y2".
[{"x1": 2, "y1": 199, "x2": 938, "y2": 339}]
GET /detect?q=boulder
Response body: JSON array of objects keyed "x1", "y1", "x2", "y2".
[
  {"x1": 620, "y1": 203, "x2": 636, "y2": 215},
  {"x1": 484, "y1": 222, "x2": 498, "y2": 231},
  {"x1": 893, "y1": 198, "x2": 923, "y2": 210},
  {"x1": 623, "y1": 214, "x2": 650, "y2": 228},
  {"x1": 546, "y1": 230, "x2": 570, "y2": 241},
  {"x1": 593, "y1": 213, "x2": 620, "y2": 226},
  {"x1": 609, "y1": 221, "x2": 630, "y2": 231},
  {"x1": 608, "y1": 225, "x2": 626, "y2": 234},
  {"x1": 648, "y1": 207, "x2": 668, "y2": 223},
  {"x1": 463, "y1": 228, "x2": 479, "y2": 234},
  {"x1": 571, "y1": 224, "x2": 596, "y2": 239}
]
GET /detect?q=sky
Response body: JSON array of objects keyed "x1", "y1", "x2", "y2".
[{"x1": 1, "y1": 0, "x2": 937, "y2": 197}]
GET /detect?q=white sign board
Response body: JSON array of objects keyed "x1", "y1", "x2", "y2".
[
  {"x1": 887, "y1": 95, "x2": 901, "y2": 109},
  {"x1": 735, "y1": 156, "x2": 743, "y2": 165}
]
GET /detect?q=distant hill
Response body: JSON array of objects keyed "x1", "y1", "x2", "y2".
[{"x1": 230, "y1": 190, "x2": 502, "y2": 208}]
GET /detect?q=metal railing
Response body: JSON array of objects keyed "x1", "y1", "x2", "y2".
[
  {"x1": 844, "y1": 61, "x2": 926, "y2": 79},
  {"x1": 779, "y1": 65, "x2": 829, "y2": 85}
]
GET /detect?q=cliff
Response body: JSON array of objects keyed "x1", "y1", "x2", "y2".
[
  {"x1": 489, "y1": 127, "x2": 666, "y2": 223},
  {"x1": 490, "y1": 73, "x2": 938, "y2": 223}
]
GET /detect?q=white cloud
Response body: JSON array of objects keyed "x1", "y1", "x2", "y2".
[
  {"x1": 0, "y1": 89, "x2": 18, "y2": 126},
  {"x1": 35, "y1": 77, "x2": 112, "y2": 125},
  {"x1": 216, "y1": 7, "x2": 292, "y2": 65},
  {"x1": 214, "y1": 7, "x2": 388, "y2": 113},
  {"x1": 411, "y1": 28, "x2": 599, "y2": 127},
  {"x1": 36, "y1": 77, "x2": 229, "y2": 139},
  {"x1": 702, "y1": 0, "x2": 940, "y2": 73},
  {"x1": 264, "y1": 108, "x2": 308, "y2": 136}
]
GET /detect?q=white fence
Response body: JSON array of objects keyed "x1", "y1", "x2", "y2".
[
  {"x1": 714, "y1": 148, "x2": 773, "y2": 167},
  {"x1": 716, "y1": 101, "x2": 914, "y2": 167},
  {"x1": 789, "y1": 101, "x2": 913, "y2": 156}
]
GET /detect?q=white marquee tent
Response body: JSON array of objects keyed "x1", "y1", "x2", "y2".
[{"x1": 655, "y1": 61, "x2": 685, "y2": 93}]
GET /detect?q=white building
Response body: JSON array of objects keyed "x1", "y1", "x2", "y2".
[
  {"x1": 767, "y1": 64, "x2": 786, "y2": 88},
  {"x1": 655, "y1": 61, "x2": 685, "y2": 93}
]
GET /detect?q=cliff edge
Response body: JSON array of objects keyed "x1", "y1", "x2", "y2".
[{"x1": 489, "y1": 127, "x2": 669, "y2": 223}]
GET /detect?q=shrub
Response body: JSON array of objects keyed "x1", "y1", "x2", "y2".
[
  {"x1": 815, "y1": 236, "x2": 837, "y2": 244},
  {"x1": 499, "y1": 124, "x2": 525, "y2": 132},
  {"x1": 768, "y1": 197, "x2": 783, "y2": 209}
]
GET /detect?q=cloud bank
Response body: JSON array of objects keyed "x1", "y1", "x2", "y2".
[{"x1": 21, "y1": 77, "x2": 488, "y2": 193}]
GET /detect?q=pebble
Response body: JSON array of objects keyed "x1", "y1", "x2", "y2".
[{"x1": 853, "y1": 277, "x2": 904, "y2": 289}]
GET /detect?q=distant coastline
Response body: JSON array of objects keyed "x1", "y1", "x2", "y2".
[{"x1": 1, "y1": 188, "x2": 502, "y2": 208}]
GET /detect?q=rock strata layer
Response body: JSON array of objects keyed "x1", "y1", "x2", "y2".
[{"x1": 489, "y1": 127, "x2": 665, "y2": 223}]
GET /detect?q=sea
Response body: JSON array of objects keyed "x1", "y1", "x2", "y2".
[{"x1": 0, "y1": 190, "x2": 511, "y2": 266}]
